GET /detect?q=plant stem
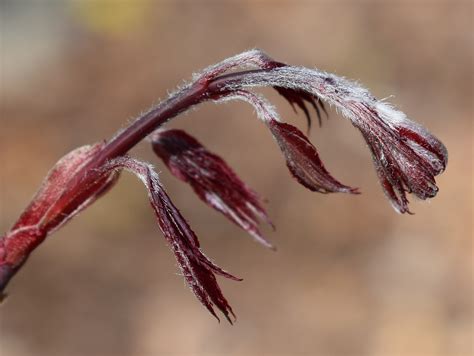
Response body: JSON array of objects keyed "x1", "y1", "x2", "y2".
[
  {"x1": 0, "y1": 69, "x2": 269, "y2": 295},
  {"x1": 46, "y1": 69, "x2": 270, "y2": 226},
  {"x1": 89, "y1": 83, "x2": 206, "y2": 168},
  {"x1": 89, "y1": 69, "x2": 266, "y2": 169}
]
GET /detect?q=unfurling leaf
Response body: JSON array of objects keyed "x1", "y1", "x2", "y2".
[
  {"x1": 351, "y1": 102, "x2": 447, "y2": 213},
  {"x1": 99, "y1": 157, "x2": 240, "y2": 323},
  {"x1": 14, "y1": 143, "x2": 118, "y2": 232},
  {"x1": 213, "y1": 89, "x2": 357, "y2": 194},
  {"x1": 0, "y1": 49, "x2": 448, "y2": 321},
  {"x1": 268, "y1": 119, "x2": 359, "y2": 194},
  {"x1": 0, "y1": 143, "x2": 119, "y2": 295},
  {"x1": 275, "y1": 87, "x2": 328, "y2": 130},
  {"x1": 218, "y1": 59, "x2": 446, "y2": 211},
  {"x1": 151, "y1": 129, "x2": 274, "y2": 249}
]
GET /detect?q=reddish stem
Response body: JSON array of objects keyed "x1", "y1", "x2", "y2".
[
  {"x1": 0, "y1": 69, "x2": 270, "y2": 295},
  {"x1": 85, "y1": 69, "x2": 267, "y2": 172},
  {"x1": 52, "y1": 69, "x2": 269, "y2": 216}
]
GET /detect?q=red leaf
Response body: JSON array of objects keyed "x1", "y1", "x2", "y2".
[
  {"x1": 152, "y1": 129, "x2": 274, "y2": 249},
  {"x1": 268, "y1": 119, "x2": 359, "y2": 194},
  {"x1": 275, "y1": 87, "x2": 328, "y2": 130},
  {"x1": 0, "y1": 143, "x2": 119, "y2": 295},
  {"x1": 13, "y1": 143, "x2": 114, "y2": 230},
  {"x1": 260, "y1": 59, "x2": 328, "y2": 130},
  {"x1": 100, "y1": 157, "x2": 240, "y2": 323},
  {"x1": 351, "y1": 102, "x2": 447, "y2": 213}
]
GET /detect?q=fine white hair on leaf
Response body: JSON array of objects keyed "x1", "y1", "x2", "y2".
[
  {"x1": 194, "y1": 48, "x2": 276, "y2": 81},
  {"x1": 99, "y1": 155, "x2": 239, "y2": 322},
  {"x1": 220, "y1": 66, "x2": 381, "y2": 121},
  {"x1": 211, "y1": 63, "x2": 447, "y2": 213},
  {"x1": 213, "y1": 89, "x2": 281, "y2": 123},
  {"x1": 218, "y1": 65, "x2": 443, "y2": 138}
]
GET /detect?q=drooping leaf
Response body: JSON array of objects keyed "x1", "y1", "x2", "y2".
[
  {"x1": 268, "y1": 119, "x2": 359, "y2": 194},
  {"x1": 100, "y1": 157, "x2": 240, "y2": 323},
  {"x1": 151, "y1": 129, "x2": 274, "y2": 249}
]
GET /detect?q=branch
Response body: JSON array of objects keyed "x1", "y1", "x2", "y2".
[{"x1": 0, "y1": 50, "x2": 447, "y2": 322}]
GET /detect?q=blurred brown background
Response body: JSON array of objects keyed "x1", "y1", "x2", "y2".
[{"x1": 0, "y1": 1, "x2": 472, "y2": 355}]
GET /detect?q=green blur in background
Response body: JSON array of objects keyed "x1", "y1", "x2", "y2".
[{"x1": 0, "y1": 1, "x2": 472, "y2": 355}]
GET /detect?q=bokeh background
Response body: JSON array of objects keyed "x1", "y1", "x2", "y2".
[{"x1": 0, "y1": 1, "x2": 472, "y2": 355}]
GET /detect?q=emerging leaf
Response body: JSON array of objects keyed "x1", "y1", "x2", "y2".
[
  {"x1": 197, "y1": 49, "x2": 327, "y2": 130},
  {"x1": 100, "y1": 157, "x2": 240, "y2": 323},
  {"x1": 0, "y1": 143, "x2": 119, "y2": 295},
  {"x1": 263, "y1": 59, "x2": 328, "y2": 130},
  {"x1": 268, "y1": 119, "x2": 359, "y2": 194},
  {"x1": 213, "y1": 89, "x2": 357, "y2": 194},
  {"x1": 13, "y1": 143, "x2": 117, "y2": 231},
  {"x1": 275, "y1": 87, "x2": 328, "y2": 130},
  {"x1": 151, "y1": 129, "x2": 274, "y2": 249},
  {"x1": 0, "y1": 49, "x2": 448, "y2": 319},
  {"x1": 217, "y1": 64, "x2": 447, "y2": 212},
  {"x1": 352, "y1": 102, "x2": 447, "y2": 213}
]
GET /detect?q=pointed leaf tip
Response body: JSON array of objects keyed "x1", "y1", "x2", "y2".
[
  {"x1": 99, "y1": 156, "x2": 238, "y2": 322},
  {"x1": 1, "y1": 142, "x2": 119, "y2": 287},
  {"x1": 275, "y1": 87, "x2": 328, "y2": 131},
  {"x1": 268, "y1": 119, "x2": 358, "y2": 194},
  {"x1": 151, "y1": 129, "x2": 274, "y2": 249}
]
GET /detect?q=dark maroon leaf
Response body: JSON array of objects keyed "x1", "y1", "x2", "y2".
[
  {"x1": 275, "y1": 87, "x2": 328, "y2": 130},
  {"x1": 0, "y1": 143, "x2": 119, "y2": 291},
  {"x1": 351, "y1": 102, "x2": 447, "y2": 213},
  {"x1": 0, "y1": 143, "x2": 118, "y2": 266},
  {"x1": 0, "y1": 49, "x2": 449, "y2": 317},
  {"x1": 100, "y1": 157, "x2": 240, "y2": 323},
  {"x1": 260, "y1": 59, "x2": 328, "y2": 130},
  {"x1": 268, "y1": 119, "x2": 359, "y2": 194},
  {"x1": 13, "y1": 143, "x2": 117, "y2": 230},
  {"x1": 151, "y1": 129, "x2": 274, "y2": 249}
]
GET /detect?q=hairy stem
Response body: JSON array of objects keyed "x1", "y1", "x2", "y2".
[
  {"x1": 88, "y1": 69, "x2": 268, "y2": 170},
  {"x1": 0, "y1": 49, "x2": 448, "y2": 315},
  {"x1": 0, "y1": 68, "x2": 271, "y2": 295}
]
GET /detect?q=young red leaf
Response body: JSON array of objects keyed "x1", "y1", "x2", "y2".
[
  {"x1": 213, "y1": 89, "x2": 357, "y2": 194},
  {"x1": 261, "y1": 59, "x2": 328, "y2": 130},
  {"x1": 0, "y1": 143, "x2": 119, "y2": 296},
  {"x1": 268, "y1": 119, "x2": 359, "y2": 194},
  {"x1": 216, "y1": 63, "x2": 447, "y2": 212},
  {"x1": 151, "y1": 129, "x2": 274, "y2": 249},
  {"x1": 13, "y1": 144, "x2": 117, "y2": 230},
  {"x1": 275, "y1": 87, "x2": 328, "y2": 130},
  {"x1": 196, "y1": 49, "x2": 327, "y2": 130},
  {"x1": 100, "y1": 157, "x2": 240, "y2": 323},
  {"x1": 0, "y1": 49, "x2": 448, "y2": 319},
  {"x1": 351, "y1": 102, "x2": 447, "y2": 213}
]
